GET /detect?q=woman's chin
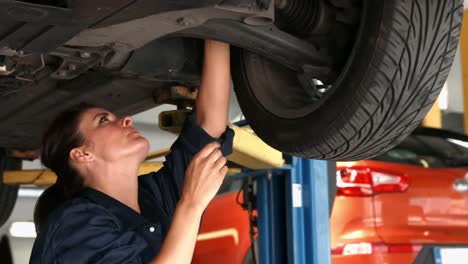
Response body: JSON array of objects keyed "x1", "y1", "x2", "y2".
[{"x1": 136, "y1": 138, "x2": 150, "y2": 159}]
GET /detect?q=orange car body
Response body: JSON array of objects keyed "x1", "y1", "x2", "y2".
[
  {"x1": 331, "y1": 160, "x2": 468, "y2": 264},
  {"x1": 193, "y1": 191, "x2": 251, "y2": 264},
  {"x1": 193, "y1": 128, "x2": 468, "y2": 264}
]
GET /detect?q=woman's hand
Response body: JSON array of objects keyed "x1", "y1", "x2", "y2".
[
  {"x1": 181, "y1": 142, "x2": 228, "y2": 210},
  {"x1": 151, "y1": 142, "x2": 227, "y2": 264}
]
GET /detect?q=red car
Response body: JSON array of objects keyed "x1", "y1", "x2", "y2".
[{"x1": 193, "y1": 127, "x2": 468, "y2": 264}]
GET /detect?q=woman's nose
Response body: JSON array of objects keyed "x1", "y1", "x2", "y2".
[{"x1": 121, "y1": 116, "x2": 133, "y2": 127}]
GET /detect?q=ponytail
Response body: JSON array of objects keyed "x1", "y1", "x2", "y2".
[{"x1": 34, "y1": 103, "x2": 95, "y2": 233}]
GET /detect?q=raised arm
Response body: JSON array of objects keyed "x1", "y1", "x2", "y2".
[
  {"x1": 150, "y1": 40, "x2": 232, "y2": 264},
  {"x1": 195, "y1": 39, "x2": 231, "y2": 138}
]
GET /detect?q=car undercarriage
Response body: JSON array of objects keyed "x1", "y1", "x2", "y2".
[
  {"x1": 0, "y1": 0, "x2": 463, "y2": 161},
  {"x1": 0, "y1": 0, "x2": 356, "y2": 154}
]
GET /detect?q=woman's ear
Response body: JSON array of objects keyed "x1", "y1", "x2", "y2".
[{"x1": 69, "y1": 148, "x2": 94, "y2": 163}]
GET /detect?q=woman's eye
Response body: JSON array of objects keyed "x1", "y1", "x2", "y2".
[{"x1": 99, "y1": 116, "x2": 110, "y2": 124}]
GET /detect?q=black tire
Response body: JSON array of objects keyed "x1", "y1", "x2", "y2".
[
  {"x1": 232, "y1": 0, "x2": 463, "y2": 160},
  {"x1": 0, "y1": 236, "x2": 13, "y2": 264},
  {"x1": 0, "y1": 152, "x2": 20, "y2": 228}
]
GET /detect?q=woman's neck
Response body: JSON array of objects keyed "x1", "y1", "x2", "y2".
[{"x1": 83, "y1": 161, "x2": 141, "y2": 213}]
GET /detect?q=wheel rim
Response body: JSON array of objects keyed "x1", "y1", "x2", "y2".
[{"x1": 244, "y1": 0, "x2": 363, "y2": 119}]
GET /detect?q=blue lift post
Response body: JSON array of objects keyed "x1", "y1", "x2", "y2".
[{"x1": 256, "y1": 157, "x2": 332, "y2": 264}]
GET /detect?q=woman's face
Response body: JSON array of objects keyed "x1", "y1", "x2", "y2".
[{"x1": 76, "y1": 107, "x2": 149, "y2": 162}]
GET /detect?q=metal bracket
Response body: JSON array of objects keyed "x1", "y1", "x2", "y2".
[
  {"x1": 154, "y1": 85, "x2": 198, "y2": 107},
  {"x1": 217, "y1": 0, "x2": 274, "y2": 26},
  {"x1": 49, "y1": 46, "x2": 112, "y2": 80},
  {"x1": 0, "y1": 47, "x2": 22, "y2": 76}
]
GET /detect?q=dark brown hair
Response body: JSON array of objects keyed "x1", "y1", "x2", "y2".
[{"x1": 34, "y1": 103, "x2": 97, "y2": 233}]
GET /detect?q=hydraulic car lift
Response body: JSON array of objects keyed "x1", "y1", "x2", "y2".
[
  {"x1": 228, "y1": 157, "x2": 332, "y2": 264},
  {"x1": 3, "y1": 110, "x2": 333, "y2": 264}
]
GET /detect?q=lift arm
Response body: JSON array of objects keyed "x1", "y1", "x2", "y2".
[{"x1": 158, "y1": 109, "x2": 284, "y2": 169}]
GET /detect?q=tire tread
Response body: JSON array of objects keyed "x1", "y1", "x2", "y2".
[{"x1": 300, "y1": 0, "x2": 463, "y2": 159}]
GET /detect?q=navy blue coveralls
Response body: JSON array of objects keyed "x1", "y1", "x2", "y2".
[{"x1": 30, "y1": 114, "x2": 234, "y2": 263}]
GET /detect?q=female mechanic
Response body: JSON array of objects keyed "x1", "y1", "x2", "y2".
[{"x1": 30, "y1": 39, "x2": 234, "y2": 263}]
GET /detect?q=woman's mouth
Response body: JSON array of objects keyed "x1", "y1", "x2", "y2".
[{"x1": 128, "y1": 129, "x2": 140, "y2": 136}]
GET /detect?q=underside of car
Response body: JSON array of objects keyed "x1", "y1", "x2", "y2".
[{"x1": 0, "y1": 0, "x2": 463, "y2": 160}]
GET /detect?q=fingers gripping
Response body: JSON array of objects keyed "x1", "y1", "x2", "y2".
[
  {"x1": 197, "y1": 142, "x2": 221, "y2": 159},
  {"x1": 207, "y1": 148, "x2": 223, "y2": 164},
  {"x1": 213, "y1": 156, "x2": 227, "y2": 171},
  {"x1": 219, "y1": 166, "x2": 228, "y2": 176}
]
